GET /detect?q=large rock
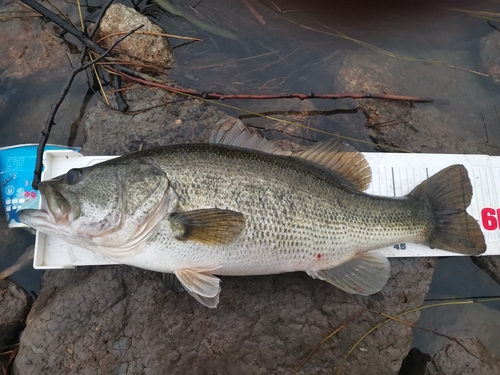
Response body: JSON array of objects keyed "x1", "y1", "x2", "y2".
[
  {"x1": 13, "y1": 258, "x2": 436, "y2": 375},
  {"x1": 81, "y1": 86, "x2": 242, "y2": 155},
  {"x1": 412, "y1": 257, "x2": 500, "y2": 375},
  {"x1": 334, "y1": 50, "x2": 500, "y2": 155},
  {"x1": 426, "y1": 338, "x2": 500, "y2": 375},
  {"x1": 97, "y1": 4, "x2": 174, "y2": 72},
  {"x1": 480, "y1": 30, "x2": 500, "y2": 85},
  {"x1": 14, "y1": 86, "x2": 438, "y2": 374},
  {"x1": 0, "y1": 279, "x2": 32, "y2": 350},
  {"x1": 415, "y1": 302, "x2": 500, "y2": 371},
  {"x1": 0, "y1": 1, "x2": 70, "y2": 79}
]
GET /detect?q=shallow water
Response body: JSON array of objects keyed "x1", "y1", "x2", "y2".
[
  {"x1": 158, "y1": 0, "x2": 500, "y2": 149},
  {"x1": 1, "y1": 0, "x2": 500, "y2": 368}
]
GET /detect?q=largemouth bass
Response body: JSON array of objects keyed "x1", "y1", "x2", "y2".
[{"x1": 19, "y1": 123, "x2": 486, "y2": 307}]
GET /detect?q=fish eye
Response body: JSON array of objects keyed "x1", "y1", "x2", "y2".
[{"x1": 65, "y1": 169, "x2": 83, "y2": 184}]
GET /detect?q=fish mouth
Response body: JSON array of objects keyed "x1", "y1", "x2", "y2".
[
  {"x1": 19, "y1": 182, "x2": 73, "y2": 228},
  {"x1": 18, "y1": 208, "x2": 52, "y2": 225}
]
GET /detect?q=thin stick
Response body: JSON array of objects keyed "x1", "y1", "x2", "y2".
[
  {"x1": 115, "y1": 71, "x2": 437, "y2": 103},
  {"x1": 110, "y1": 69, "x2": 415, "y2": 153},
  {"x1": 86, "y1": 0, "x2": 115, "y2": 106},
  {"x1": 81, "y1": 25, "x2": 144, "y2": 70},
  {"x1": 89, "y1": 0, "x2": 114, "y2": 38},
  {"x1": 191, "y1": 51, "x2": 279, "y2": 70},
  {"x1": 336, "y1": 298, "x2": 500, "y2": 375},
  {"x1": 241, "y1": 0, "x2": 265, "y2": 25},
  {"x1": 32, "y1": 48, "x2": 87, "y2": 189},
  {"x1": 30, "y1": 22, "x2": 143, "y2": 187},
  {"x1": 21, "y1": 0, "x2": 156, "y2": 111},
  {"x1": 96, "y1": 31, "x2": 202, "y2": 43},
  {"x1": 21, "y1": 0, "x2": 104, "y2": 53}
]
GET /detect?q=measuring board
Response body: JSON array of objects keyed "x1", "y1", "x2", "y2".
[{"x1": 32, "y1": 150, "x2": 500, "y2": 269}]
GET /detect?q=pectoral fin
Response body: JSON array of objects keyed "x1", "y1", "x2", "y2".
[
  {"x1": 307, "y1": 252, "x2": 391, "y2": 295},
  {"x1": 175, "y1": 268, "x2": 221, "y2": 308},
  {"x1": 169, "y1": 208, "x2": 245, "y2": 246}
]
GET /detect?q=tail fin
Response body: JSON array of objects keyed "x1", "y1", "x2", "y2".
[{"x1": 408, "y1": 165, "x2": 486, "y2": 255}]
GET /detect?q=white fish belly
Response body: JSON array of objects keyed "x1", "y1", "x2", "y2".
[{"x1": 122, "y1": 204, "x2": 420, "y2": 276}]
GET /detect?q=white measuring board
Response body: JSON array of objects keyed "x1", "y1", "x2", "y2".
[{"x1": 32, "y1": 150, "x2": 500, "y2": 269}]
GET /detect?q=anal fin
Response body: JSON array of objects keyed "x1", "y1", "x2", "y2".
[
  {"x1": 307, "y1": 252, "x2": 391, "y2": 295},
  {"x1": 175, "y1": 267, "x2": 221, "y2": 308}
]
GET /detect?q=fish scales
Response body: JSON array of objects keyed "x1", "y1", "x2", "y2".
[{"x1": 124, "y1": 144, "x2": 428, "y2": 274}]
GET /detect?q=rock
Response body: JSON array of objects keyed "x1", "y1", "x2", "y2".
[
  {"x1": 334, "y1": 50, "x2": 500, "y2": 155},
  {"x1": 15, "y1": 86, "x2": 438, "y2": 373},
  {"x1": 480, "y1": 31, "x2": 500, "y2": 85},
  {"x1": 13, "y1": 258, "x2": 436, "y2": 374},
  {"x1": 80, "y1": 86, "x2": 242, "y2": 155},
  {"x1": 471, "y1": 256, "x2": 500, "y2": 286},
  {"x1": 0, "y1": 197, "x2": 41, "y2": 297},
  {"x1": 97, "y1": 4, "x2": 174, "y2": 72},
  {"x1": 412, "y1": 257, "x2": 500, "y2": 375},
  {"x1": 414, "y1": 302, "x2": 500, "y2": 361},
  {"x1": 0, "y1": 1, "x2": 70, "y2": 79},
  {"x1": 0, "y1": 279, "x2": 32, "y2": 350},
  {"x1": 426, "y1": 338, "x2": 500, "y2": 375}
]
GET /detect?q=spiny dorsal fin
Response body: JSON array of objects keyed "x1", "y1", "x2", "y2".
[
  {"x1": 169, "y1": 208, "x2": 245, "y2": 246},
  {"x1": 210, "y1": 122, "x2": 371, "y2": 191},
  {"x1": 210, "y1": 121, "x2": 291, "y2": 155}
]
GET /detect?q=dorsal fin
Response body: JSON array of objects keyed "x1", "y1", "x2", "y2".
[
  {"x1": 294, "y1": 139, "x2": 371, "y2": 191},
  {"x1": 209, "y1": 121, "x2": 292, "y2": 156},
  {"x1": 210, "y1": 122, "x2": 371, "y2": 191}
]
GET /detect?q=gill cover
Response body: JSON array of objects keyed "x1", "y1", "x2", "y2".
[
  {"x1": 24, "y1": 158, "x2": 177, "y2": 260},
  {"x1": 83, "y1": 158, "x2": 178, "y2": 259}
]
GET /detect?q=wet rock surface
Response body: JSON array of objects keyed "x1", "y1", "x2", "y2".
[
  {"x1": 411, "y1": 257, "x2": 500, "y2": 375},
  {"x1": 415, "y1": 302, "x2": 500, "y2": 375},
  {"x1": 0, "y1": 279, "x2": 32, "y2": 350},
  {"x1": 14, "y1": 258, "x2": 436, "y2": 374},
  {"x1": 0, "y1": 1, "x2": 71, "y2": 79},
  {"x1": 480, "y1": 30, "x2": 500, "y2": 85},
  {"x1": 426, "y1": 338, "x2": 500, "y2": 375},
  {"x1": 80, "y1": 86, "x2": 241, "y2": 155},
  {"x1": 335, "y1": 50, "x2": 500, "y2": 155},
  {"x1": 471, "y1": 256, "x2": 500, "y2": 285}
]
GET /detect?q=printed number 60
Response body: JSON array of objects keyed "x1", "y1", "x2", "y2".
[{"x1": 481, "y1": 208, "x2": 500, "y2": 231}]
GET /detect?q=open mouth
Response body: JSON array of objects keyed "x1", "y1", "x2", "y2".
[
  {"x1": 18, "y1": 182, "x2": 72, "y2": 229},
  {"x1": 18, "y1": 208, "x2": 54, "y2": 229},
  {"x1": 38, "y1": 182, "x2": 72, "y2": 225}
]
